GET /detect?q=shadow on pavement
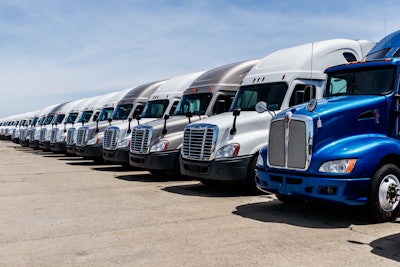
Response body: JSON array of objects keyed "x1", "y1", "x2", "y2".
[
  {"x1": 163, "y1": 182, "x2": 265, "y2": 197},
  {"x1": 233, "y1": 199, "x2": 374, "y2": 229},
  {"x1": 368, "y1": 232, "x2": 400, "y2": 262}
]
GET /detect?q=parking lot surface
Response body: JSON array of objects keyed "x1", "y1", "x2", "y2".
[{"x1": 0, "y1": 141, "x2": 399, "y2": 266}]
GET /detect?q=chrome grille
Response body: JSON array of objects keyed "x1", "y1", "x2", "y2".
[
  {"x1": 29, "y1": 129, "x2": 36, "y2": 141},
  {"x1": 76, "y1": 127, "x2": 89, "y2": 146},
  {"x1": 25, "y1": 129, "x2": 32, "y2": 141},
  {"x1": 103, "y1": 126, "x2": 120, "y2": 150},
  {"x1": 19, "y1": 129, "x2": 26, "y2": 141},
  {"x1": 181, "y1": 124, "x2": 218, "y2": 160},
  {"x1": 66, "y1": 128, "x2": 76, "y2": 145},
  {"x1": 39, "y1": 128, "x2": 47, "y2": 142},
  {"x1": 130, "y1": 125, "x2": 153, "y2": 154},
  {"x1": 50, "y1": 128, "x2": 59, "y2": 143},
  {"x1": 267, "y1": 113, "x2": 313, "y2": 170}
]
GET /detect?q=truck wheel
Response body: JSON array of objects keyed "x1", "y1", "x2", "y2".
[
  {"x1": 247, "y1": 155, "x2": 260, "y2": 194},
  {"x1": 368, "y1": 164, "x2": 400, "y2": 222}
]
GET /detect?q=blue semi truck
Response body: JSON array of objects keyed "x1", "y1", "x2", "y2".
[{"x1": 255, "y1": 30, "x2": 400, "y2": 222}]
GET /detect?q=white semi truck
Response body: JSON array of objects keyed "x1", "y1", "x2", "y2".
[
  {"x1": 129, "y1": 60, "x2": 259, "y2": 175},
  {"x1": 38, "y1": 99, "x2": 88, "y2": 151},
  {"x1": 29, "y1": 103, "x2": 66, "y2": 149},
  {"x1": 49, "y1": 97, "x2": 94, "y2": 153},
  {"x1": 102, "y1": 72, "x2": 205, "y2": 165},
  {"x1": 75, "y1": 82, "x2": 163, "y2": 162},
  {"x1": 65, "y1": 91, "x2": 125, "y2": 155},
  {"x1": 179, "y1": 39, "x2": 376, "y2": 191}
]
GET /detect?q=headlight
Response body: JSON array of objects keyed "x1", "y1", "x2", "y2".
[
  {"x1": 150, "y1": 140, "x2": 169, "y2": 152},
  {"x1": 318, "y1": 159, "x2": 356, "y2": 173},
  {"x1": 215, "y1": 143, "x2": 239, "y2": 158},
  {"x1": 86, "y1": 137, "x2": 99, "y2": 145},
  {"x1": 256, "y1": 153, "x2": 264, "y2": 168},
  {"x1": 117, "y1": 137, "x2": 130, "y2": 149},
  {"x1": 57, "y1": 132, "x2": 66, "y2": 142}
]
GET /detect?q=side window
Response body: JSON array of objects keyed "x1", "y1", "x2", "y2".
[
  {"x1": 289, "y1": 84, "x2": 316, "y2": 106},
  {"x1": 131, "y1": 104, "x2": 144, "y2": 118},
  {"x1": 213, "y1": 93, "x2": 236, "y2": 115},
  {"x1": 169, "y1": 100, "x2": 179, "y2": 115},
  {"x1": 92, "y1": 112, "x2": 100, "y2": 122}
]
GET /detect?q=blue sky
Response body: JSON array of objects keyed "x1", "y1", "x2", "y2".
[{"x1": 1, "y1": 0, "x2": 400, "y2": 118}]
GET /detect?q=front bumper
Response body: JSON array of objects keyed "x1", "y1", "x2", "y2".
[
  {"x1": 180, "y1": 155, "x2": 252, "y2": 182},
  {"x1": 76, "y1": 144, "x2": 103, "y2": 159},
  {"x1": 129, "y1": 150, "x2": 179, "y2": 171},
  {"x1": 29, "y1": 140, "x2": 39, "y2": 149},
  {"x1": 103, "y1": 148, "x2": 129, "y2": 164},
  {"x1": 254, "y1": 168, "x2": 371, "y2": 205},
  {"x1": 39, "y1": 141, "x2": 50, "y2": 151},
  {"x1": 50, "y1": 142, "x2": 66, "y2": 153}
]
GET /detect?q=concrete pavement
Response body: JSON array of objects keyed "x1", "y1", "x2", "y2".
[{"x1": 0, "y1": 141, "x2": 399, "y2": 266}]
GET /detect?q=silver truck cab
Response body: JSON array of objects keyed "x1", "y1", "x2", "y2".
[{"x1": 129, "y1": 60, "x2": 259, "y2": 175}]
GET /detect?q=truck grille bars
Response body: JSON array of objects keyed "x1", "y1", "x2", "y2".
[
  {"x1": 130, "y1": 126, "x2": 153, "y2": 154},
  {"x1": 66, "y1": 128, "x2": 76, "y2": 145},
  {"x1": 103, "y1": 127, "x2": 120, "y2": 150},
  {"x1": 76, "y1": 127, "x2": 89, "y2": 147},
  {"x1": 267, "y1": 113, "x2": 313, "y2": 170},
  {"x1": 182, "y1": 124, "x2": 218, "y2": 161}
]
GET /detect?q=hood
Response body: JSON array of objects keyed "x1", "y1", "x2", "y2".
[{"x1": 285, "y1": 95, "x2": 390, "y2": 151}]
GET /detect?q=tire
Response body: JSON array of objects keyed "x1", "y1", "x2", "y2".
[
  {"x1": 247, "y1": 155, "x2": 261, "y2": 194},
  {"x1": 368, "y1": 164, "x2": 400, "y2": 222}
]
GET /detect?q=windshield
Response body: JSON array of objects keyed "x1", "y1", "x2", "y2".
[
  {"x1": 98, "y1": 107, "x2": 114, "y2": 121},
  {"x1": 30, "y1": 117, "x2": 39, "y2": 126},
  {"x1": 231, "y1": 82, "x2": 288, "y2": 111},
  {"x1": 52, "y1": 114, "x2": 65, "y2": 125},
  {"x1": 325, "y1": 66, "x2": 396, "y2": 97},
  {"x1": 76, "y1": 111, "x2": 93, "y2": 123},
  {"x1": 111, "y1": 104, "x2": 133, "y2": 120},
  {"x1": 64, "y1": 112, "x2": 79, "y2": 124},
  {"x1": 141, "y1": 100, "x2": 169, "y2": 118},
  {"x1": 174, "y1": 93, "x2": 212, "y2": 116},
  {"x1": 43, "y1": 115, "x2": 54, "y2": 125}
]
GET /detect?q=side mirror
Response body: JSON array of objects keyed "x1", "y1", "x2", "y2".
[
  {"x1": 306, "y1": 99, "x2": 317, "y2": 112},
  {"x1": 255, "y1": 101, "x2": 268, "y2": 113}
]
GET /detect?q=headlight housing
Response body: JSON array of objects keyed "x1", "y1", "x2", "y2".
[
  {"x1": 117, "y1": 137, "x2": 130, "y2": 149},
  {"x1": 150, "y1": 140, "x2": 169, "y2": 152},
  {"x1": 86, "y1": 137, "x2": 99, "y2": 145},
  {"x1": 215, "y1": 143, "x2": 240, "y2": 158},
  {"x1": 318, "y1": 159, "x2": 356, "y2": 173}
]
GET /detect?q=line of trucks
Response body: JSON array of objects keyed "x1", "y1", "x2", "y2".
[{"x1": 2, "y1": 30, "x2": 400, "y2": 222}]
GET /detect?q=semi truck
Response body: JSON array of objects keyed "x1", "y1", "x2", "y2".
[
  {"x1": 255, "y1": 30, "x2": 400, "y2": 222},
  {"x1": 29, "y1": 103, "x2": 65, "y2": 149},
  {"x1": 38, "y1": 99, "x2": 88, "y2": 151},
  {"x1": 129, "y1": 60, "x2": 259, "y2": 175},
  {"x1": 179, "y1": 39, "x2": 375, "y2": 190},
  {"x1": 102, "y1": 73, "x2": 205, "y2": 165},
  {"x1": 49, "y1": 97, "x2": 92, "y2": 153},
  {"x1": 75, "y1": 82, "x2": 162, "y2": 162},
  {"x1": 65, "y1": 91, "x2": 124, "y2": 155}
]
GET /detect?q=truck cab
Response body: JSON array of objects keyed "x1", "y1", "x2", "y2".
[
  {"x1": 180, "y1": 39, "x2": 375, "y2": 190},
  {"x1": 75, "y1": 83, "x2": 159, "y2": 162},
  {"x1": 29, "y1": 103, "x2": 65, "y2": 149},
  {"x1": 102, "y1": 73, "x2": 204, "y2": 165},
  {"x1": 49, "y1": 97, "x2": 91, "y2": 153},
  {"x1": 65, "y1": 91, "x2": 123, "y2": 155},
  {"x1": 129, "y1": 60, "x2": 259, "y2": 174},
  {"x1": 255, "y1": 30, "x2": 400, "y2": 222}
]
